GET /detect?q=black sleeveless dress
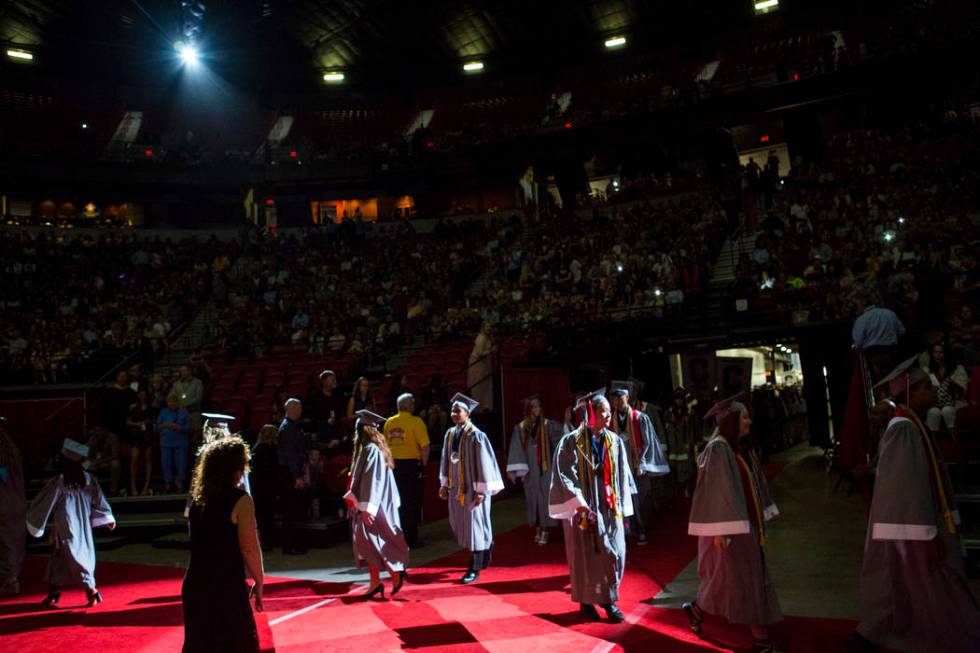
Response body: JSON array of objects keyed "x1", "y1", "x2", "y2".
[{"x1": 182, "y1": 486, "x2": 259, "y2": 653}]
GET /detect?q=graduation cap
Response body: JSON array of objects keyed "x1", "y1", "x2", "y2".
[
  {"x1": 608, "y1": 380, "x2": 633, "y2": 399},
  {"x1": 875, "y1": 355, "x2": 930, "y2": 401},
  {"x1": 284, "y1": 397, "x2": 302, "y2": 407},
  {"x1": 704, "y1": 392, "x2": 748, "y2": 424},
  {"x1": 523, "y1": 394, "x2": 543, "y2": 413},
  {"x1": 319, "y1": 369, "x2": 336, "y2": 381},
  {"x1": 355, "y1": 409, "x2": 386, "y2": 429},
  {"x1": 61, "y1": 438, "x2": 89, "y2": 461},
  {"x1": 450, "y1": 392, "x2": 479, "y2": 414},
  {"x1": 202, "y1": 412, "x2": 236, "y2": 429}
]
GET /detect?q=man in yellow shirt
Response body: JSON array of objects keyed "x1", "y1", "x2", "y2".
[{"x1": 384, "y1": 393, "x2": 430, "y2": 547}]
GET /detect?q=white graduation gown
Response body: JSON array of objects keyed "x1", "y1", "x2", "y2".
[
  {"x1": 344, "y1": 443, "x2": 409, "y2": 573},
  {"x1": 26, "y1": 472, "x2": 115, "y2": 589},
  {"x1": 506, "y1": 418, "x2": 566, "y2": 528}
]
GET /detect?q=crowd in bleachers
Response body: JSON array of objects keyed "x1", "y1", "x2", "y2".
[
  {"x1": 213, "y1": 216, "x2": 522, "y2": 365},
  {"x1": 733, "y1": 116, "x2": 979, "y2": 330},
  {"x1": 0, "y1": 232, "x2": 221, "y2": 384},
  {"x1": 472, "y1": 191, "x2": 728, "y2": 331}
]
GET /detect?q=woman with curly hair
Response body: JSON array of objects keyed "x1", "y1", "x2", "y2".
[
  {"x1": 345, "y1": 409, "x2": 409, "y2": 599},
  {"x1": 182, "y1": 437, "x2": 263, "y2": 653}
]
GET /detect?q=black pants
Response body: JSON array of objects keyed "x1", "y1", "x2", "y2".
[
  {"x1": 470, "y1": 544, "x2": 493, "y2": 571},
  {"x1": 393, "y1": 459, "x2": 423, "y2": 547},
  {"x1": 277, "y1": 467, "x2": 308, "y2": 550}
]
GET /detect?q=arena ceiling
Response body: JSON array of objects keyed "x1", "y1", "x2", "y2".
[{"x1": 0, "y1": 0, "x2": 773, "y2": 92}]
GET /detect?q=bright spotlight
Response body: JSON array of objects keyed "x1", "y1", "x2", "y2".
[
  {"x1": 616, "y1": 263, "x2": 624, "y2": 273},
  {"x1": 462, "y1": 61, "x2": 484, "y2": 73},
  {"x1": 604, "y1": 36, "x2": 627, "y2": 49},
  {"x1": 883, "y1": 231, "x2": 895, "y2": 242},
  {"x1": 897, "y1": 216, "x2": 905, "y2": 224},
  {"x1": 177, "y1": 42, "x2": 199, "y2": 66},
  {"x1": 323, "y1": 71, "x2": 345, "y2": 83},
  {"x1": 6, "y1": 49, "x2": 34, "y2": 62},
  {"x1": 755, "y1": 0, "x2": 779, "y2": 12}
]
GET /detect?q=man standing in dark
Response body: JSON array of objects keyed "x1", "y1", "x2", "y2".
[
  {"x1": 307, "y1": 370, "x2": 343, "y2": 449},
  {"x1": 277, "y1": 398, "x2": 309, "y2": 555}
]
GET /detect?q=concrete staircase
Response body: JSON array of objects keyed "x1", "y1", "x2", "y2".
[
  {"x1": 711, "y1": 228, "x2": 760, "y2": 286},
  {"x1": 155, "y1": 300, "x2": 217, "y2": 372}
]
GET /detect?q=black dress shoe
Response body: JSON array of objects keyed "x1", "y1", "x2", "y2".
[
  {"x1": 579, "y1": 604, "x2": 601, "y2": 621},
  {"x1": 41, "y1": 590, "x2": 61, "y2": 606},
  {"x1": 460, "y1": 570, "x2": 479, "y2": 584},
  {"x1": 602, "y1": 603, "x2": 625, "y2": 623},
  {"x1": 86, "y1": 589, "x2": 103, "y2": 607}
]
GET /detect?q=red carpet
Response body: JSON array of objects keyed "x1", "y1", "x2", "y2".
[{"x1": 1, "y1": 480, "x2": 858, "y2": 652}]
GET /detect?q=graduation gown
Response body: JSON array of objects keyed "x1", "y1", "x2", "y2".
[
  {"x1": 344, "y1": 443, "x2": 410, "y2": 573},
  {"x1": 613, "y1": 407, "x2": 670, "y2": 477},
  {"x1": 506, "y1": 418, "x2": 567, "y2": 528},
  {"x1": 665, "y1": 408, "x2": 698, "y2": 486},
  {"x1": 0, "y1": 458, "x2": 26, "y2": 580},
  {"x1": 549, "y1": 426, "x2": 636, "y2": 605},
  {"x1": 688, "y1": 436, "x2": 782, "y2": 625},
  {"x1": 440, "y1": 422, "x2": 504, "y2": 552},
  {"x1": 857, "y1": 413, "x2": 980, "y2": 653},
  {"x1": 27, "y1": 472, "x2": 115, "y2": 589}
]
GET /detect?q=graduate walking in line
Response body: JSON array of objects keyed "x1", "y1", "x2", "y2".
[
  {"x1": 439, "y1": 393, "x2": 503, "y2": 584},
  {"x1": 506, "y1": 395, "x2": 570, "y2": 545},
  {"x1": 549, "y1": 389, "x2": 636, "y2": 623},
  {"x1": 27, "y1": 438, "x2": 116, "y2": 607},
  {"x1": 608, "y1": 380, "x2": 670, "y2": 545},
  {"x1": 684, "y1": 396, "x2": 783, "y2": 653},
  {"x1": 847, "y1": 358, "x2": 980, "y2": 653},
  {"x1": 0, "y1": 417, "x2": 26, "y2": 595},
  {"x1": 345, "y1": 409, "x2": 410, "y2": 599}
]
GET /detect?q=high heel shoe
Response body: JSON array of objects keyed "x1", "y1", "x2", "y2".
[
  {"x1": 42, "y1": 589, "x2": 61, "y2": 606},
  {"x1": 391, "y1": 571, "x2": 407, "y2": 596},
  {"x1": 86, "y1": 589, "x2": 103, "y2": 607},
  {"x1": 364, "y1": 583, "x2": 385, "y2": 600},
  {"x1": 682, "y1": 601, "x2": 705, "y2": 637}
]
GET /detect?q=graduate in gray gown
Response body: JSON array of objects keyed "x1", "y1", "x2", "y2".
[
  {"x1": 439, "y1": 393, "x2": 503, "y2": 584},
  {"x1": 344, "y1": 409, "x2": 410, "y2": 599},
  {"x1": 0, "y1": 418, "x2": 26, "y2": 595},
  {"x1": 609, "y1": 380, "x2": 669, "y2": 546},
  {"x1": 847, "y1": 359, "x2": 980, "y2": 653},
  {"x1": 27, "y1": 438, "x2": 116, "y2": 607},
  {"x1": 549, "y1": 389, "x2": 635, "y2": 624},
  {"x1": 684, "y1": 397, "x2": 783, "y2": 653},
  {"x1": 506, "y1": 395, "x2": 569, "y2": 546}
]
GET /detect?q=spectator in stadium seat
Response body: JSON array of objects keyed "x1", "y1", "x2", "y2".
[
  {"x1": 346, "y1": 376, "x2": 375, "y2": 418},
  {"x1": 925, "y1": 343, "x2": 969, "y2": 435},
  {"x1": 308, "y1": 370, "x2": 343, "y2": 449},
  {"x1": 277, "y1": 398, "x2": 309, "y2": 555},
  {"x1": 172, "y1": 365, "x2": 204, "y2": 415},
  {"x1": 157, "y1": 394, "x2": 192, "y2": 493},
  {"x1": 84, "y1": 426, "x2": 121, "y2": 496}
]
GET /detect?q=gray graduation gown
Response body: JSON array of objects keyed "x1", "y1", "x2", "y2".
[
  {"x1": 613, "y1": 408, "x2": 670, "y2": 477},
  {"x1": 549, "y1": 426, "x2": 636, "y2": 605},
  {"x1": 0, "y1": 458, "x2": 26, "y2": 580},
  {"x1": 857, "y1": 415, "x2": 980, "y2": 653},
  {"x1": 688, "y1": 436, "x2": 782, "y2": 625},
  {"x1": 344, "y1": 443, "x2": 410, "y2": 573},
  {"x1": 440, "y1": 423, "x2": 504, "y2": 551},
  {"x1": 506, "y1": 418, "x2": 567, "y2": 528},
  {"x1": 26, "y1": 472, "x2": 115, "y2": 589}
]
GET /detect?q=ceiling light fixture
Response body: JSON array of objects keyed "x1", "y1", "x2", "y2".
[
  {"x1": 462, "y1": 61, "x2": 484, "y2": 73},
  {"x1": 323, "y1": 71, "x2": 345, "y2": 83},
  {"x1": 6, "y1": 49, "x2": 34, "y2": 62},
  {"x1": 604, "y1": 36, "x2": 627, "y2": 49}
]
